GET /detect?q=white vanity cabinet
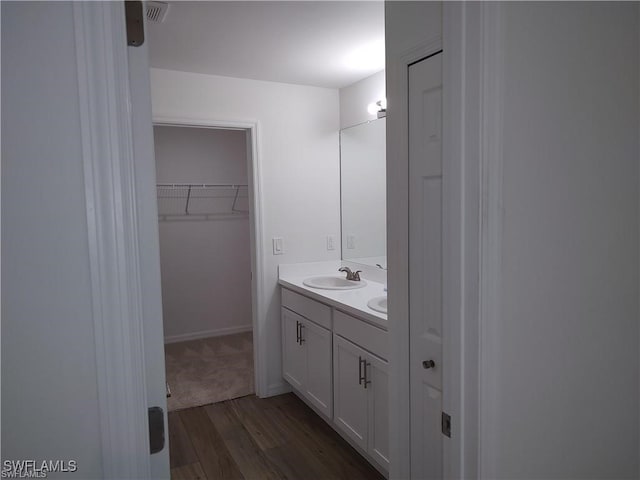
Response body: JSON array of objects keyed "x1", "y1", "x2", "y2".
[
  {"x1": 280, "y1": 285, "x2": 389, "y2": 475},
  {"x1": 333, "y1": 334, "x2": 368, "y2": 449},
  {"x1": 281, "y1": 308, "x2": 306, "y2": 390},
  {"x1": 333, "y1": 312, "x2": 390, "y2": 472},
  {"x1": 281, "y1": 289, "x2": 333, "y2": 418}
]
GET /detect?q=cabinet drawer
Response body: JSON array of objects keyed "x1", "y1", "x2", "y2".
[
  {"x1": 281, "y1": 288, "x2": 332, "y2": 329},
  {"x1": 334, "y1": 310, "x2": 388, "y2": 361}
]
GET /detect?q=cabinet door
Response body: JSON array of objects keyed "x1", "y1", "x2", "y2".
[
  {"x1": 333, "y1": 334, "x2": 368, "y2": 451},
  {"x1": 366, "y1": 352, "x2": 390, "y2": 471},
  {"x1": 300, "y1": 318, "x2": 332, "y2": 418},
  {"x1": 282, "y1": 308, "x2": 305, "y2": 390}
]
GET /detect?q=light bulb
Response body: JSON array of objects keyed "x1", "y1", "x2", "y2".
[{"x1": 367, "y1": 98, "x2": 387, "y2": 116}]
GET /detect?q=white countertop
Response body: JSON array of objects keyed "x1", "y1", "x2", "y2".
[{"x1": 278, "y1": 261, "x2": 388, "y2": 330}]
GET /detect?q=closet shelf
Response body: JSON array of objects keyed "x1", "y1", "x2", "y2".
[{"x1": 156, "y1": 183, "x2": 249, "y2": 219}]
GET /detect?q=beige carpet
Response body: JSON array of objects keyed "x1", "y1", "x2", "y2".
[{"x1": 164, "y1": 331, "x2": 254, "y2": 412}]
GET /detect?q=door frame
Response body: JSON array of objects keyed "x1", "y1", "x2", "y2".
[
  {"x1": 152, "y1": 115, "x2": 268, "y2": 398},
  {"x1": 387, "y1": 3, "x2": 492, "y2": 478},
  {"x1": 72, "y1": 2, "x2": 154, "y2": 477}
]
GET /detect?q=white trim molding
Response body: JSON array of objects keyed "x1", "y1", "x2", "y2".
[
  {"x1": 267, "y1": 382, "x2": 292, "y2": 397},
  {"x1": 442, "y1": 2, "x2": 487, "y2": 479},
  {"x1": 443, "y1": 3, "x2": 479, "y2": 479},
  {"x1": 442, "y1": 5, "x2": 463, "y2": 478},
  {"x1": 478, "y1": 3, "x2": 506, "y2": 479},
  {"x1": 164, "y1": 324, "x2": 253, "y2": 344},
  {"x1": 152, "y1": 115, "x2": 268, "y2": 398},
  {"x1": 73, "y1": 2, "x2": 151, "y2": 477}
]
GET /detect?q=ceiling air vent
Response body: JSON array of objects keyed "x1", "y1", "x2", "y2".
[{"x1": 146, "y1": 1, "x2": 169, "y2": 24}]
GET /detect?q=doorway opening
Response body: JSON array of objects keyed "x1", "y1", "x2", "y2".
[{"x1": 152, "y1": 121, "x2": 265, "y2": 411}]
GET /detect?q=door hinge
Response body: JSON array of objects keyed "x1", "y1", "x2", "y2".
[
  {"x1": 148, "y1": 406, "x2": 165, "y2": 454},
  {"x1": 441, "y1": 411, "x2": 452, "y2": 438},
  {"x1": 125, "y1": 1, "x2": 145, "y2": 47}
]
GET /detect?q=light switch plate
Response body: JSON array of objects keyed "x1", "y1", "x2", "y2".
[
  {"x1": 272, "y1": 237, "x2": 284, "y2": 255},
  {"x1": 347, "y1": 234, "x2": 356, "y2": 249},
  {"x1": 326, "y1": 235, "x2": 337, "y2": 251}
]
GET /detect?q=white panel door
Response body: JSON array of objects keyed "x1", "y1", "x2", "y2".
[
  {"x1": 301, "y1": 318, "x2": 333, "y2": 418},
  {"x1": 282, "y1": 308, "x2": 306, "y2": 390},
  {"x1": 367, "y1": 352, "x2": 390, "y2": 472},
  {"x1": 333, "y1": 334, "x2": 368, "y2": 451},
  {"x1": 409, "y1": 52, "x2": 444, "y2": 480}
]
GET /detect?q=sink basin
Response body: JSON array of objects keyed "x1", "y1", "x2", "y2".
[
  {"x1": 367, "y1": 296, "x2": 388, "y2": 314},
  {"x1": 303, "y1": 275, "x2": 367, "y2": 290}
]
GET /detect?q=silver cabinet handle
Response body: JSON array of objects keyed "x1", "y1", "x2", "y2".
[
  {"x1": 296, "y1": 321, "x2": 300, "y2": 344},
  {"x1": 299, "y1": 324, "x2": 305, "y2": 344},
  {"x1": 363, "y1": 361, "x2": 371, "y2": 389},
  {"x1": 358, "y1": 356, "x2": 365, "y2": 385}
]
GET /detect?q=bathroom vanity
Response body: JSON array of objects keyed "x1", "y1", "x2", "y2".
[
  {"x1": 279, "y1": 262, "x2": 389, "y2": 476},
  {"x1": 276, "y1": 116, "x2": 390, "y2": 475}
]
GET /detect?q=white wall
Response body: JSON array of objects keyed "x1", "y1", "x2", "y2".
[
  {"x1": 488, "y1": 3, "x2": 639, "y2": 478},
  {"x1": 154, "y1": 126, "x2": 252, "y2": 342},
  {"x1": 150, "y1": 68, "x2": 341, "y2": 393},
  {"x1": 1, "y1": 2, "x2": 103, "y2": 476},
  {"x1": 339, "y1": 70, "x2": 386, "y2": 129},
  {"x1": 386, "y1": 1, "x2": 442, "y2": 59},
  {"x1": 155, "y1": 126, "x2": 248, "y2": 184}
]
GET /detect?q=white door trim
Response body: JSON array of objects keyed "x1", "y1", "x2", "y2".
[
  {"x1": 477, "y1": 4, "x2": 506, "y2": 479},
  {"x1": 440, "y1": 4, "x2": 505, "y2": 478},
  {"x1": 152, "y1": 115, "x2": 268, "y2": 398},
  {"x1": 442, "y1": 5, "x2": 465, "y2": 477},
  {"x1": 442, "y1": 3, "x2": 485, "y2": 478},
  {"x1": 73, "y1": 2, "x2": 151, "y2": 477}
]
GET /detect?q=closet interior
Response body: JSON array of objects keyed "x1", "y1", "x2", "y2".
[{"x1": 153, "y1": 125, "x2": 254, "y2": 412}]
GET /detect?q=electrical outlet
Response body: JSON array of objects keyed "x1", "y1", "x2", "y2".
[
  {"x1": 326, "y1": 235, "x2": 337, "y2": 251},
  {"x1": 272, "y1": 237, "x2": 284, "y2": 255},
  {"x1": 347, "y1": 234, "x2": 356, "y2": 249}
]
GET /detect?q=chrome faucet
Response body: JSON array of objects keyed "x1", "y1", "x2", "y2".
[{"x1": 338, "y1": 267, "x2": 362, "y2": 281}]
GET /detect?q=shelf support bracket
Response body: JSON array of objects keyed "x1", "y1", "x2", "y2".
[{"x1": 184, "y1": 185, "x2": 192, "y2": 215}]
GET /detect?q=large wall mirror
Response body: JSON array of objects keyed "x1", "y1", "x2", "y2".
[{"x1": 340, "y1": 117, "x2": 386, "y2": 268}]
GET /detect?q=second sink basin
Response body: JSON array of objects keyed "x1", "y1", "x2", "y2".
[
  {"x1": 367, "y1": 296, "x2": 388, "y2": 314},
  {"x1": 303, "y1": 275, "x2": 367, "y2": 290}
]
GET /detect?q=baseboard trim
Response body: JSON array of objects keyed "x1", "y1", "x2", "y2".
[
  {"x1": 262, "y1": 381, "x2": 292, "y2": 398},
  {"x1": 164, "y1": 324, "x2": 252, "y2": 344}
]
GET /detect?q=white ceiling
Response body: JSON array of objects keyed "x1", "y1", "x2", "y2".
[{"x1": 147, "y1": 1, "x2": 385, "y2": 89}]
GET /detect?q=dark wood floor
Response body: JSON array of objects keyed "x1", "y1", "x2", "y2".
[{"x1": 169, "y1": 393, "x2": 385, "y2": 480}]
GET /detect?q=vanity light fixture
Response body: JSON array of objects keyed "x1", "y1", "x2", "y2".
[{"x1": 367, "y1": 98, "x2": 387, "y2": 118}]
